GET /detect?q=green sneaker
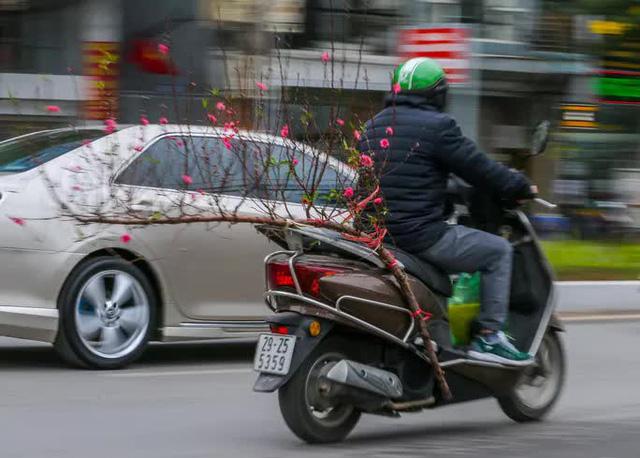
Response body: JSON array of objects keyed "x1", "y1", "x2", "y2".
[{"x1": 468, "y1": 331, "x2": 534, "y2": 367}]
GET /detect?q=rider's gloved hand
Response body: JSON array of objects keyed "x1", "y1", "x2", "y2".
[{"x1": 517, "y1": 185, "x2": 538, "y2": 205}]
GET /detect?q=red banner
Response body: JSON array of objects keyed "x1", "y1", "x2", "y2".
[{"x1": 398, "y1": 26, "x2": 471, "y2": 85}]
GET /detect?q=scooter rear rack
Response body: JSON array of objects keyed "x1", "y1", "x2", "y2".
[{"x1": 264, "y1": 250, "x2": 421, "y2": 355}]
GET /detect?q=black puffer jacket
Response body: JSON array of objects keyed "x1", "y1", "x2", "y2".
[{"x1": 358, "y1": 93, "x2": 533, "y2": 252}]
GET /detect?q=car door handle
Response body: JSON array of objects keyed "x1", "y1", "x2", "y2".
[{"x1": 130, "y1": 200, "x2": 154, "y2": 212}]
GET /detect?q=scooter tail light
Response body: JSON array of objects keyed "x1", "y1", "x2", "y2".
[
  {"x1": 266, "y1": 260, "x2": 346, "y2": 298},
  {"x1": 267, "y1": 261, "x2": 295, "y2": 290},
  {"x1": 269, "y1": 324, "x2": 289, "y2": 335}
]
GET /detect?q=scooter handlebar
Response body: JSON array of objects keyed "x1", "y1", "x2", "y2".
[{"x1": 533, "y1": 197, "x2": 557, "y2": 209}]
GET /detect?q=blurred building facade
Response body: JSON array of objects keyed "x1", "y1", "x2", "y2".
[
  {"x1": 1, "y1": 0, "x2": 638, "y2": 232},
  {"x1": 0, "y1": 0, "x2": 589, "y2": 135},
  {"x1": 0, "y1": 1, "x2": 588, "y2": 128}
]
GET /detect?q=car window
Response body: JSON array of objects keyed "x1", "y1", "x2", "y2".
[
  {"x1": 254, "y1": 142, "x2": 351, "y2": 205},
  {"x1": 115, "y1": 135, "x2": 258, "y2": 196},
  {"x1": 0, "y1": 129, "x2": 105, "y2": 173}
]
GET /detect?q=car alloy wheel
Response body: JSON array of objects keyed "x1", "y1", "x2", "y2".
[{"x1": 75, "y1": 269, "x2": 151, "y2": 359}]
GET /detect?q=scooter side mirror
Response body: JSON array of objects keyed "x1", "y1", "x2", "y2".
[{"x1": 529, "y1": 120, "x2": 550, "y2": 157}]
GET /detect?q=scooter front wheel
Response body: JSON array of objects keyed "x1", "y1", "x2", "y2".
[
  {"x1": 278, "y1": 336, "x2": 361, "y2": 444},
  {"x1": 498, "y1": 331, "x2": 565, "y2": 422}
]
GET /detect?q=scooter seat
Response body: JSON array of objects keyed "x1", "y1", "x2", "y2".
[{"x1": 385, "y1": 246, "x2": 452, "y2": 297}]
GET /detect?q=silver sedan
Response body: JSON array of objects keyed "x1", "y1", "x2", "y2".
[{"x1": 0, "y1": 125, "x2": 350, "y2": 368}]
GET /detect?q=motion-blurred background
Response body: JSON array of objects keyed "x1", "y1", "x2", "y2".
[{"x1": 0, "y1": 0, "x2": 638, "y2": 279}]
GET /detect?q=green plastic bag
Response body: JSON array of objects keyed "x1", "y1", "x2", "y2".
[
  {"x1": 448, "y1": 273, "x2": 481, "y2": 345},
  {"x1": 449, "y1": 273, "x2": 481, "y2": 305}
]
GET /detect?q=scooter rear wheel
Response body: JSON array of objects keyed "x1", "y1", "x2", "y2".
[
  {"x1": 498, "y1": 331, "x2": 565, "y2": 422},
  {"x1": 278, "y1": 336, "x2": 361, "y2": 443}
]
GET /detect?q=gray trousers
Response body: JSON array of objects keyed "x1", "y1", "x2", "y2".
[{"x1": 415, "y1": 225, "x2": 513, "y2": 332}]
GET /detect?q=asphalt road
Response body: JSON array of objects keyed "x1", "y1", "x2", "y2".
[{"x1": 1, "y1": 322, "x2": 639, "y2": 458}]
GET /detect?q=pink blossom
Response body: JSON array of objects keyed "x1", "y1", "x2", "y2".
[
  {"x1": 120, "y1": 233, "x2": 132, "y2": 244},
  {"x1": 216, "y1": 102, "x2": 226, "y2": 111},
  {"x1": 392, "y1": 83, "x2": 401, "y2": 95},
  {"x1": 321, "y1": 51, "x2": 330, "y2": 63},
  {"x1": 343, "y1": 187, "x2": 354, "y2": 198},
  {"x1": 159, "y1": 116, "x2": 168, "y2": 125},
  {"x1": 82, "y1": 139, "x2": 93, "y2": 147},
  {"x1": 360, "y1": 154, "x2": 374, "y2": 168},
  {"x1": 140, "y1": 116, "x2": 149, "y2": 126},
  {"x1": 373, "y1": 197, "x2": 383, "y2": 205},
  {"x1": 158, "y1": 43, "x2": 169, "y2": 55},
  {"x1": 182, "y1": 174, "x2": 193, "y2": 186},
  {"x1": 222, "y1": 137, "x2": 232, "y2": 150},
  {"x1": 385, "y1": 126, "x2": 394, "y2": 136},
  {"x1": 104, "y1": 118, "x2": 117, "y2": 134},
  {"x1": 72, "y1": 185, "x2": 82, "y2": 191},
  {"x1": 280, "y1": 124, "x2": 289, "y2": 139},
  {"x1": 380, "y1": 138, "x2": 390, "y2": 149},
  {"x1": 197, "y1": 188, "x2": 205, "y2": 195},
  {"x1": 256, "y1": 81, "x2": 268, "y2": 91},
  {"x1": 292, "y1": 158, "x2": 299, "y2": 166},
  {"x1": 353, "y1": 130, "x2": 362, "y2": 141},
  {"x1": 173, "y1": 138, "x2": 184, "y2": 147},
  {"x1": 9, "y1": 216, "x2": 25, "y2": 226},
  {"x1": 336, "y1": 118, "x2": 345, "y2": 126},
  {"x1": 134, "y1": 144, "x2": 144, "y2": 152},
  {"x1": 46, "y1": 105, "x2": 60, "y2": 113},
  {"x1": 207, "y1": 113, "x2": 217, "y2": 124}
]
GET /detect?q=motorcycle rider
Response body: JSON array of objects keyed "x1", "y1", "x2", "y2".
[{"x1": 357, "y1": 57, "x2": 535, "y2": 366}]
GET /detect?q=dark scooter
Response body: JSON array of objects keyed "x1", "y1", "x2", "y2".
[{"x1": 252, "y1": 121, "x2": 565, "y2": 443}]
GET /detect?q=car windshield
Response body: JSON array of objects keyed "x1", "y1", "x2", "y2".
[{"x1": 0, "y1": 129, "x2": 105, "y2": 173}]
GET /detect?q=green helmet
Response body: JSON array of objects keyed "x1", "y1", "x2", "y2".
[{"x1": 392, "y1": 57, "x2": 448, "y2": 109}]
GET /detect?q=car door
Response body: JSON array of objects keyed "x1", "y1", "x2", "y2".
[
  {"x1": 171, "y1": 137, "x2": 352, "y2": 320},
  {"x1": 114, "y1": 134, "x2": 277, "y2": 321}
]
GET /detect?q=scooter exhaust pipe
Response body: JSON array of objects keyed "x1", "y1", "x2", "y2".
[{"x1": 325, "y1": 360, "x2": 403, "y2": 400}]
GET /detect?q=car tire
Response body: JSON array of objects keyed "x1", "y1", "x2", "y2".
[{"x1": 55, "y1": 256, "x2": 156, "y2": 369}]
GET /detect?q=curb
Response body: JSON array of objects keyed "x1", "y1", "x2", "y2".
[
  {"x1": 555, "y1": 281, "x2": 640, "y2": 312},
  {"x1": 559, "y1": 309, "x2": 640, "y2": 323}
]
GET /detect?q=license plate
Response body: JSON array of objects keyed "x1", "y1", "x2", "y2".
[{"x1": 253, "y1": 333, "x2": 297, "y2": 375}]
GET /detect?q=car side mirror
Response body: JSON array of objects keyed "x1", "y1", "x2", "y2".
[{"x1": 530, "y1": 120, "x2": 550, "y2": 157}]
